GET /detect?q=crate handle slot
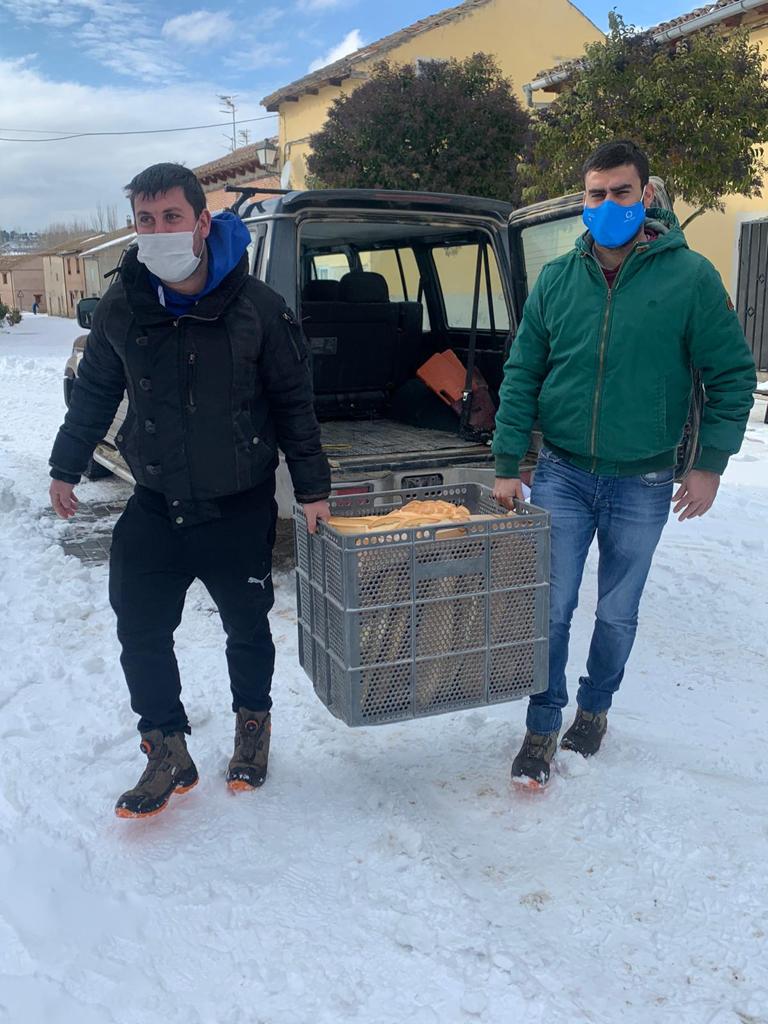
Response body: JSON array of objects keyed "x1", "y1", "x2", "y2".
[{"x1": 415, "y1": 555, "x2": 486, "y2": 581}]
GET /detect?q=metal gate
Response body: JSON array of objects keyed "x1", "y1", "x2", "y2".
[{"x1": 736, "y1": 219, "x2": 768, "y2": 371}]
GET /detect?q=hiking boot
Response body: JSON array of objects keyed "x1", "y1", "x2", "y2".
[
  {"x1": 510, "y1": 730, "x2": 558, "y2": 790},
  {"x1": 561, "y1": 708, "x2": 608, "y2": 757},
  {"x1": 115, "y1": 730, "x2": 198, "y2": 819},
  {"x1": 226, "y1": 708, "x2": 271, "y2": 791}
]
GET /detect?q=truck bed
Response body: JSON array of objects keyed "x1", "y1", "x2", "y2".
[{"x1": 320, "y1": 418, "x2": 484, "y2": 459}]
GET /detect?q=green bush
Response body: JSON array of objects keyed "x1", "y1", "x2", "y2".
[{"x1": 5, "y1": 308, "x2": 22, "y2": 326}]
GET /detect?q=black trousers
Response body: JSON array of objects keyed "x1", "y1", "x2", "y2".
[{"x1": 109, "y1": 485, "x2": 277, "y2": 734}]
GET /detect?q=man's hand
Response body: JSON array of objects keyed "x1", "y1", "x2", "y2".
[
  {"x1": 50, "y1": 480, "x2": 79, "y2": 520},
  {"x1": 672, "y1": 469, "x2": 720, "y2": 522},
  {"x1": 492, "y1": 477, "x2": 524, "y2": 511},
  {"x1": 303, "y1": 499, "x2": 331, "y2": 534}
]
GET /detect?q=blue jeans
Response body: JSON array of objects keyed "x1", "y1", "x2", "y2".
[{"x1": 527, "y1": 448, "x2": 674, "y2": 735}]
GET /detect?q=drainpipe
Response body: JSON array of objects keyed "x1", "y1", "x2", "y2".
[{"x1": 523, "y1": 0, "x2": 768, "y2": 98}]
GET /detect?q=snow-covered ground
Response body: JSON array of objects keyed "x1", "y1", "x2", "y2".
[{"x1": 1, "y1": 314, "x2": 767, "y2": 1024}]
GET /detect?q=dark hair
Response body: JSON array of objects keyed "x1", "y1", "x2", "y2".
[
  {"x1": 582, "y1": 140, "x2": 650, "y2": 188},
  {"x1": 124, "y1": 162, "x2": 206, "y2": 218}
]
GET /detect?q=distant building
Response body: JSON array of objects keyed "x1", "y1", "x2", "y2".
[
  {"x1": 42, "y1": 234, "x2": 105, "y2": 318},
  {"x1": 0, "y1": 253, "x2": 47, "y2": 313},
  {"x1": 81, "y1": 228, "x2": 137, "y2": 299}
]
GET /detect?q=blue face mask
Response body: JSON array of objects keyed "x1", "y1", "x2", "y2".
[{"x1": 582, "y1": 199, "x2": 646, "y2": 249}]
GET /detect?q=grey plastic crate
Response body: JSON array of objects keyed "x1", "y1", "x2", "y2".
[{"x1": 294, "y1": 483, "x2": 549, "y2": 726}]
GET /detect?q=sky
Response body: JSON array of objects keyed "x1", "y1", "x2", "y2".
[{"x1": 0, "y1": 0, "x2": 700, "y2": 230}]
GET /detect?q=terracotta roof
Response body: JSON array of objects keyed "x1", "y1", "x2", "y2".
[
  {"x1": 194, "y1": 140, "x2": 277, "y2": 185},
  {"x1": 530, "y1": 0, "x2": 767, "y2": 89},
  {"x1": 651, "y1": 0, "x2": 746, "y2": 34},
  {"x1": 261, "y1": 0, "x2": 495, "y2": 110}
]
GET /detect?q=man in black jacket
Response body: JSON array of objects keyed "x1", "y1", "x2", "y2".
[{"x1": 49, "y1": 163, "x2": 331, "y2": 819}]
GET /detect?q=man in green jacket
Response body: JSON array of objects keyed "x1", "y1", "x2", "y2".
[{"x1": 492, "y1": 140, "x2": 756, "y2": 789}]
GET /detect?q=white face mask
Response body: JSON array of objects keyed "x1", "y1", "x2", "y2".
[{"x1": 136, "y1": 222, "x2": 202, "y2": 284}]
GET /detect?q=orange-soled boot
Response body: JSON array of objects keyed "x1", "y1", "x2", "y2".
[
  {"x1": 115, "y1": 730, "x2": 198, "y2": 818},
  {"x1": 227, "y1": 709, "x2": 271, "y2": 791},
  {"x1": 510, "y1": 730, "x2": 558, "y2": 791}
]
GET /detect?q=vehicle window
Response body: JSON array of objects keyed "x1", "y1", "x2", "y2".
[
  {"x1": 248, "y1": 224, "x2": 267, "y2": 279},
  {"x1": 431, "y1": 242, "x2": 510, "y2": 331},
  {"x1": 358, "y1": 247, "x2": 430, "y2": 331},
  {"x1": 520, "y1": 214, "x2": 582, "y2": 290},
  {"x1": 311, "y1": 253, "x2": 352, "y2": 281}
]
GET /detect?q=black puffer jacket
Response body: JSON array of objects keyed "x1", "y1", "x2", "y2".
[{"x1": 50, "y1": 248, "x2": 330, "y2": 525}]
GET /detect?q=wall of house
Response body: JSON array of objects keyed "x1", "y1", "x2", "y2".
[
  {"x1": 95, "y1": 242, "x2": 132, "y2": 294},
  {"x1": 277, "y1": 0, "x2": 603, "y2": 188},
  {"x1": 1, "y1": 264, "x2": 45, "y2": 311},
  {"x1": 0, "y1": 269, "x2": 15, "y2": 309},
  {"x1": 84, "y1": 245, "x2": 130, "y2": 299},
  {"x1": 44, "y1": 256, "x2": 68, "y2": 318},
  {"x1": 64, "y1": 254, "x2": 87, "y2": 318},
  {"x1": 0, "y1": 271, "x2": 14, "y2": 310},
  {"x1": 84, "y1": 258, "x2": 101, "y2": 297},
  {"x1": 11, "y1": 265, "x2": 46, "y2": 312}
]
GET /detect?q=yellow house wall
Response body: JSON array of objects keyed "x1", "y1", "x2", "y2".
[
  {"x1": 278, "y1": 0, "x2": 603, "y2": 187},
  {"x1": 663, "y1": 20, "x2": 768, "y2": 298}
]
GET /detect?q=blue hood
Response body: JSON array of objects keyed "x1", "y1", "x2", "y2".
[{"x1": 150, "y1": 210, "x2": 251, "y2": 316}]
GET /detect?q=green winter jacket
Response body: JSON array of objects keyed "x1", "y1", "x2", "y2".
[{"x1": 493, "y1": 209, "x2": 757, "y2": 477}]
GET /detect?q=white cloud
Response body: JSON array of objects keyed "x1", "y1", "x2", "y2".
[
  {"x1": 225, "y1": 42, "x2": 291, "y2": 72},
  {"x1": 0, "y1": 58, "x2": 277, "y2": 230},
  {"x1": 252, "y1": 5, "x2": 285, "y2": 30},
  {"x1": 299, "y1": 0, "x2": 353, "y2": 9},
  {"x1": 0, "y1": 0, "x2": 80, "y2": 26},
  {"x1": 308, "y1": 29, "x2": 363, "y2": 72},
  {"x1": 162, "y1": 10, "x2": 235, "y2": 47},
  {"x1": 0, "y1": 0, "x2": 188, "y2": 82}
]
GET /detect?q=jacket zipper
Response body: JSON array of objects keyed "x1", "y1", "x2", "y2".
[
  {"x1": 172, "y1": 313, "x2": 217, "y2": 414},
  {"x1": 590, "y1": 284, "x2": 613, "y2": 471},
  {"x1": 585, "y1": 245, "x2": 644, "y2": 471},
  {"x1": 186, "y1": 352, "x2": 197, "y2": 410}
]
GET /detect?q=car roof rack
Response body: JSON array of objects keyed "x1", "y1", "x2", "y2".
[{"x1": 224, "y1": 184, "x2": 291, "y2": 216}]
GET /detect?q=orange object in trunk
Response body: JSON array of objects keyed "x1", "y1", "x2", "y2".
[
  {"x1": 417, "y1": 349, "x2": 496, "y2": 433},
  {"x1": 416, "y1": 349, "x2": 467, "y2": 407}
]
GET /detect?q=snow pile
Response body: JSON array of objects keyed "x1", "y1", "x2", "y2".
[{"x1": 0, "y1": 316, "x2": 767, "y2": 1023}]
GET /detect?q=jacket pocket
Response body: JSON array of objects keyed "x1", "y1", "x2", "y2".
[
  {"x1": 186, "y1": 351, "x2": 197, "y2": 411},
  {"x1": 537, "y1": 378, "x2": 555, "y2": 427},
  {"x1": 655, "y1": 377, "x2": 667, "y2": 447},
  {"x1": 281, "y1": 311, "x2": 309, "y2": 364}
]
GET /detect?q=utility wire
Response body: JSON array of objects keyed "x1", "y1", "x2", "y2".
[{"x1": 0, "y1": 113, "x2": 276, "y2": 143}]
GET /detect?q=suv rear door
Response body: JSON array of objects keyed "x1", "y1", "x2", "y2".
[{"x1": 506, "y1": 194, "x2": 584, "y2": 320}]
